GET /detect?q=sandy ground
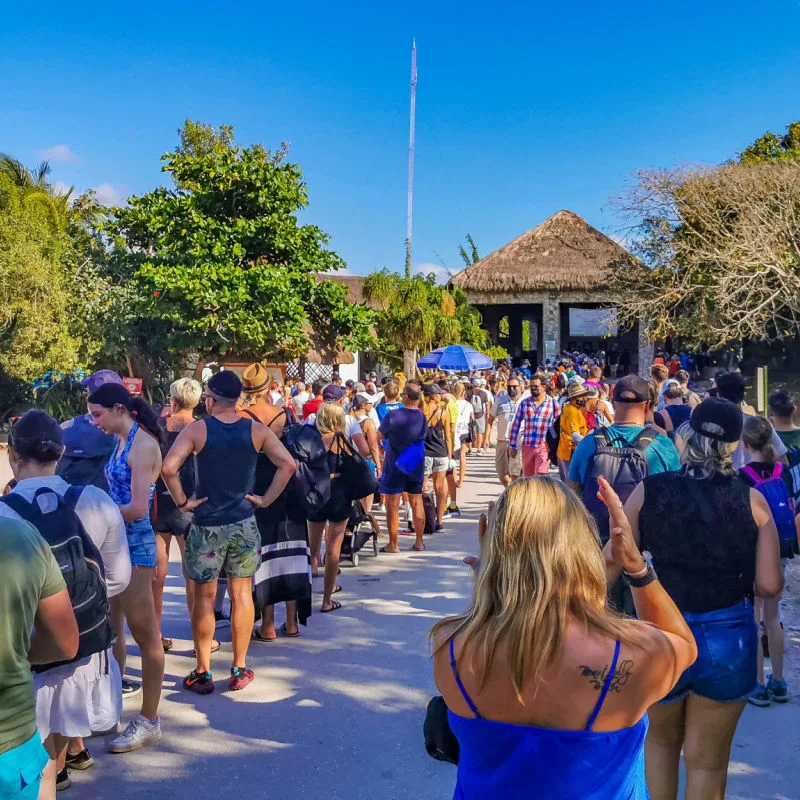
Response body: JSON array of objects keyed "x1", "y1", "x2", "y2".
[{"x1": 2, "y1": 447, "x2": 799, "y2": 798}]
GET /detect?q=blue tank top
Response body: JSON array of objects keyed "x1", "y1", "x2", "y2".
[
  {"x1": 194, "y1": 416, "x2": 258, "y2": 526},
  {"x1": 448, "y1": 639, "x2": 650, "y2": 800},
  {"x1": 104, "y1": 422, "x2": 155, "y2": 524}
]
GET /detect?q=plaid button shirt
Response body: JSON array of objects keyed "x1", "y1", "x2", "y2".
[{"x1": 509, "y1": 395, "x2": 557, "y2": 449}]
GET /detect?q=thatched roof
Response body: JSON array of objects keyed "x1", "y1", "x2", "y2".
[{"x1": 451, "y1": 210, "x2": 636, "y2": 294}]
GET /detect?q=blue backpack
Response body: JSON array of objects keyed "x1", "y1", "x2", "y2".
[{"x1": 742, "y1": 463, "x2": 797, "y2": 558}]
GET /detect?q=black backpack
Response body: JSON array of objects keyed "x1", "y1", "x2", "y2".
[
  {"x1": 57, "y1": 415, "x2": 117, "y2": 492},
  {"x1": 581, "y1": 429, "x2": 655, "y2": 545},
  {"x1": 0, "y1": 486, "x2": 113, "y2": 672},
  {"x1": 283, "y1": 424, "x2": 332, "y2": 516}
]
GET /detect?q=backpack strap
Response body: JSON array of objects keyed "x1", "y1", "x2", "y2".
[
  {"x1": 0, "y1": 492, "x2": 35, "y2": 523},
  {"x1": 63, "y1": 485, "x2": 86, "y2": 513},
  {"x1": 632, "y1": 429, "x2": 656, "y2": 453},
  {"x1": 772, "y1": 463, "x2": 783, "y2": 481},
  {"x1": 742, "y1": 464, "x2": 762, "y2": 484}
]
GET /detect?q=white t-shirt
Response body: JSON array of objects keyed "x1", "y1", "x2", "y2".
[
  {"x1": 455, "y1": 399, "x2": 475, "y2": 440},
  {"x1": 304, "y1": 412, "x2": 363, "y2": 441},
  {"x1": 491, "y1": 392, "x2": 523, "y2": 442},
  {"x1": 293, "y1": 391, "x2": 311, "y2": 415},
  {"x1": 0, "y1": 475, "x2": 131, "y2": 599}
]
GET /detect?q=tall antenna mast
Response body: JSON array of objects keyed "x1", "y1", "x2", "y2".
[{"x1": 405, "y1": 39, "x2": 417, "y2": 278}]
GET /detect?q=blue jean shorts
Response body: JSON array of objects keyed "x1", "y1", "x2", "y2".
[
  {"x1": 126, "y1": 518, "x2": 158, "y2": 568},
  {"x1": 662, "y1": 598, "x2": 757, "y2": 704},
  {"x1": 0, "y1": 733, "x2": 49, "y2": 799}
]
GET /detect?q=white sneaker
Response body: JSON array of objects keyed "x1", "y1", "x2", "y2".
[
  {"x1": 376, "y1": 504, "x2": 386, "y2": 513},
  {"x1": 108, "y1": 715, "x2": 162, "y2": 753}
]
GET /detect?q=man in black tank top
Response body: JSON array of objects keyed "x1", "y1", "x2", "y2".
[{"x1": 162, "y1": 371, "x2": 296, "y2": 695}]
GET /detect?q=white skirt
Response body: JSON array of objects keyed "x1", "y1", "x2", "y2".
[{"x1": 34, "y1": 649, "x2": 122, "y2": 739}]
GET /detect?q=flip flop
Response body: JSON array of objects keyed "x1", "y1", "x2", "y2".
[
  {"x1": 192, "y1": 640, "x2": 221, "y2": 656},
  {"x1": 321, "y1": 600, "x2": 342, "y2": 613},
  {"x1": 161, "y1": 638, "x2": 173, "y2": 653},
  {"x1": 410, "y1": 544, "x2": 426, "y2": 552},
  {"x1": 251, "y1": 629, "x2": 277, "y2": 643},
  {"x1": 332, "y1": 585, "x2": 342, "y2": 595},
  {"x1": 280, "y1": 622, "x2": 300, "y2": 638},
  {"x1": 380, "y1": 545, "x2": 400, "y2": 554}
]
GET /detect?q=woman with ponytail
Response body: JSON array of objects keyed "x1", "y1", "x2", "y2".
[{"x1": 86, "y1": 384, "x2": 165, "y2": 754}]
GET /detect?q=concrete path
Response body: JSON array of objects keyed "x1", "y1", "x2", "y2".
[{"x1": 3, "y1": 445, "x2": 799, "y2": 798}]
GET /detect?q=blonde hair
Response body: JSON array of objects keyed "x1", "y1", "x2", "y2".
[
  {"x1": 316, "y1": 402, "x2": 345, "y2": 435},
  {"x1": 677, "y1": 422, "x2": 737, "y2": 478},
  {"x1": 431, "y1": 476, "x2": 644, "y2": 701},
  {"x1": 170, "y1": 378, "x2": 202, "y2": 410},
  {"x1": 742, "y1": 415, "x2": 778, "y2": 463},
  {"x1": 454, "y1": 382, "x2": 467, "y2": 400}
]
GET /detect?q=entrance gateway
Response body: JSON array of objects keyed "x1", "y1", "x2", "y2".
[{"x1": 451, "y1": 210, "x2": 652, "y2": 376}]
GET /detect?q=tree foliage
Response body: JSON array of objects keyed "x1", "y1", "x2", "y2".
[
  {"x1": 362, "y1": 270, "x2": 490, "y2": 365},
  {"x1": 107, "y1": 121, "x2": 374, "y2": 365},
  {"x1": 0, "y1": 173, "x2": 82, "y2": 380},
  {"x1": 458, "y1": 233, "x2": 480, "y2": 267},
  {"x1": 611, "y1": 159, "x2": 800, "y2": 347},
  {"x1": 739, "y1": 121, "x2": 800, "y2": 165}
]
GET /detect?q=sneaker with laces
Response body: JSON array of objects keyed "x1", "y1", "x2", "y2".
[
  {"x1": 229, "y1": 666, "x2": 255, "y2": 691},
  {"x1": 183, "y1": 669, "x2": 215, "y2": 695},
  {"x1": 748, "y1": 683, "x2": 772, "y2": 707},
  {"x1": 108, "y1": 715, "x2": 162, "y2": 753},
  {"x1": 65, "y1": 748, "x2": 94, "y2": 770},
  {"x1": 56, "y1": 767, "x2": 71, "y2": 791},
  {"x1": 121, "y1": 679, "x2": 141, "y2": 698},
  {"x1": 767, "y1": 676, "x2": 790, "y2": 703}
]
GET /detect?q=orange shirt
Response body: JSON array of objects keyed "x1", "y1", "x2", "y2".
[{"x1": 557, "y1": 403, "x2": 589, "y2": 461}]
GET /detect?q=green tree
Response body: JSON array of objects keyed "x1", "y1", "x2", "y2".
[
  {"x1": 107, "y1": 121, "x2": 374, "y2": 369},
  {"x1": 362, "y1": 270, "x2": 492, "y2": 374},
  {"x1": 0, "y1": 154, "x2": 73, "y2": 229},
  {"x1": 0, "y1": 173, "x2": 82, "y2": 380},
  {"x1": 458, "y1": 233, "x2": 480, "y2": 267},
  {"x1": 739, "y1": 121, "x2": 800, "y2": 165}
]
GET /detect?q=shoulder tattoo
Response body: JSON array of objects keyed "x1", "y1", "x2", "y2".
[{"x1": 578, "y1": 659, "x2": 633, "y2": 693}]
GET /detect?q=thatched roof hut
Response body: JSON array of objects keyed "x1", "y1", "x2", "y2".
[{"x1": 451, "y1": 210, "x2": 636, "y2": 294}]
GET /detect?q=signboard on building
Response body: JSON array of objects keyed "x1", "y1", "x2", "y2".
[
  {"x1": 568, "y1": 308, "x2": 618, "y2": 337},
  {"x1": 121, "y1": 377, "x2": 143, "y2": 395}
]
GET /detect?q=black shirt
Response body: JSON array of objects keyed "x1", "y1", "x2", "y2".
[{"x1": 639, "y1": 470, "x2": 757, "y2": 613}]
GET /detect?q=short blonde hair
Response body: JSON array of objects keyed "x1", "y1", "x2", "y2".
[
  {"x1": 678, "y1": 422, "x2": 737, "y2": 478},
  {"x1": 170, "y1": 378, "x2": 202, "y2": 410},
  {"x1": 316, "y1": 402, "x2": 345, "y2": 435}
]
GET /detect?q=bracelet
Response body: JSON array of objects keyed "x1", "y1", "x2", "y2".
[
  {"x1": 177, "y1": 498, "x2": 190, "y2": 510},
  {"x1": 624, "y1": 563, "x2": 658, "y2": 588},
  {"x1": 625, "y1": 561, "x2": 649, "y2": 579}
]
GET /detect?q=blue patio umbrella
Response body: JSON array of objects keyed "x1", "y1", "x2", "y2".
[{"x1": 417, "y1": 345, "x2": 494, "y2": 372}]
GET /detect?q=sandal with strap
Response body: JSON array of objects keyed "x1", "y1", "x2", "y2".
[{"x1": 321, "y1": 600, "x2": 342, "y2": 613}]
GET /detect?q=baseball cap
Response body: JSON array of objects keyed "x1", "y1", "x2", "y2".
[
  {"x1": 353, "y1": 392, "x2": 375, "y2": 408},
  {"x1": 322, "y1": 384, "x2": 346, "y2": 401},
  {"x1": 689, "y1": 397, "x2": 743, "y2": 443},
  {"x1": 81, "y1": 370, "x2": 122, "y2": 393},
  {"x1": 422, "y1": 383, "x2": 443, "y2": 396},
  {"x1": 207, "y1": 370, "x2": 243, "y2": 400},
  {"x1": 613, "y1": 375, "x2": 650, "y2": 404}
]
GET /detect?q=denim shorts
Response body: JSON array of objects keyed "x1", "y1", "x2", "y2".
[
  {"x1": 0, "y1": 733, "x2": 49, "y2": 799},
  {"x1": 126, "y1": 518, "x2": 158, "y2": 568},
  {"x1": 662, "y1": 598, "x2": 757, "y2": 704}
]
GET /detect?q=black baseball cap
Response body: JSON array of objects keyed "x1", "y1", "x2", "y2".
[
  {"x1": 207, "y1": 371, "x2": 243, "y2": 400},
  {"x1": 690, "y1": 397, "x2": 743, "y2": 443},
  {"x1": 422, "y1": 383, "x2": 442, "y2": 396},
  {"x1": 322, "y1": 384, "x2": 346, "y2": 401},
  {"x1": 613, "y1": 375, "x2": 650, "y2": 404}
]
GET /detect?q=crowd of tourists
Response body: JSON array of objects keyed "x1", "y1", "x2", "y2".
[
  {"x1": 1, "y1": 354, "x2": 799, "y2": 799},
  {"x1": 429, "y1": 356, "x2": 800, "y2": 799}
]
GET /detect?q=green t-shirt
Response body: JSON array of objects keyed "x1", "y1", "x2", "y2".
[
  {"x1": 0, "y1": 517, "x2": 66, "y2": 754},
  {"x1": 776, "y1": 428, "x2": 800, "y2": 451}
]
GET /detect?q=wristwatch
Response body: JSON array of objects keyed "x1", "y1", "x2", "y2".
[{"x1": 623, "y1": 562, "x2": 658, "y2": 588}]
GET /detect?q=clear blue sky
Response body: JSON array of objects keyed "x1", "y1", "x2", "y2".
[{"x1": 2, "y1": 0, "x2": 798, "y2": 278}]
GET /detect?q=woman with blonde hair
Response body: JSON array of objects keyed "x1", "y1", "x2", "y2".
[
  {"x1": 453, "y1": 382, "x2": 474, "y2": 486},
  {"x1": 617, "y1": 398, "x2": 783, "y2": 799},
  {"x1": 432, "y1": 476, "x2": 697, "y2": 799},
  {"x1": 153, "y1": 377, "x2": 202, "y2": 653},
  {"x1": 308, "y1": 402, "x2": 351, "y2": 613}
]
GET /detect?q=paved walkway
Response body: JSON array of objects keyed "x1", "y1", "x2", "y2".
[{"x1": 5, "y1": 446, "x2": 800, "y2": 799}]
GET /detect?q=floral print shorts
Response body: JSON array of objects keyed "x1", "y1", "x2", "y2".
[{"x1": 183, "y1": 517, "x2": 261, "y2": 583}]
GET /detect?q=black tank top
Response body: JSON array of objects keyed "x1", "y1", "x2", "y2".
[
  {"x1": 425, "y1": 410, "x2": 448, "y2": 458},
  {"x1": 155, "y1": 420, "x2": 196, "y2": 515},
  {"x1": 639, "y1": 470, "x2": 757, "y2": 613},
  {"x1": 194, "y1": 416, "x2": 258, "y2": 526}
]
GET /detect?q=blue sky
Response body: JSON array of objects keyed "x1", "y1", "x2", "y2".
[{"x1": 2, "y1": 0, "x2": 799, "y2": 278}]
